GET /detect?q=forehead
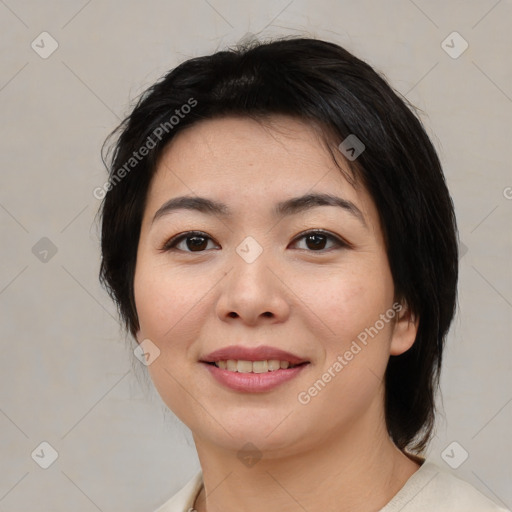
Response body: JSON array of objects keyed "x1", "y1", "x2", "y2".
[
  {"x1": 145, "y1": 115, "x2": 378, "y2": 229},
  {"x1": 157, "y1": 115, "x2": 337, "y2": 180}
]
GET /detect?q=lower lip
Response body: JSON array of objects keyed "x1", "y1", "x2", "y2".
[{"x1": 201, "y1": 362, "x2": 309, "y2": 392}]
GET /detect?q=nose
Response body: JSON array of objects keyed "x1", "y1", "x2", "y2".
[{"x1": 215, "y1": 246, "x2": 291, "y2": 326}]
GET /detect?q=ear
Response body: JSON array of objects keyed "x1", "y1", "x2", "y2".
[{"x1": 389, "y1": 302, "x2": 419, "y2": 356}]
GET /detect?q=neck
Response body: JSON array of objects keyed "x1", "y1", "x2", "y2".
[{"x1": 191, "y1": 401, "x2": 421, "y2": 512}]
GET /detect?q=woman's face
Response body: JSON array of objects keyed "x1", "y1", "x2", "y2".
[{"x1": 134, "y1": 115, "x2": 416, "y2": 456}]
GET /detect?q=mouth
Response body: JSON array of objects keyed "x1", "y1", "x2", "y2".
[
  {"x1": 202, "y1": 360, "x2": 310, "y2": 373},
  {"x1": 200, "y1": 344, "x2": 308, "y2": 368},
  {"x1": 200, "y1": 359, "x2": 310, "y2": 393},
  {"x1": 199, "y1": 345, "x2": 310, "y2": 391}
]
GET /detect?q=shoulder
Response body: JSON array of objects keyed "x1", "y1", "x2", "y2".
[
  {"x1": 153, "y1": 470, "x2": 203, "y2": 512},
  {"x1": 381, "y1": 461, "x2": 510, "y2": 512}
]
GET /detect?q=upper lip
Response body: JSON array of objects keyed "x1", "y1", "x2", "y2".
[{"x1": 200, "y1": 345, "x2": 308, "y2": 365}]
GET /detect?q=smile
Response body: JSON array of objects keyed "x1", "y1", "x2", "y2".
[
  {"x1": 201, "y1": 360, "x2": 310, "y2": 392},
  {"x1": 207, "y1": 359, "x2": 305, "y2": 372}
]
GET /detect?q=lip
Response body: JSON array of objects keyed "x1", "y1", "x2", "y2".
[
  {"x1": 200, "y1": 345, "x2": 308, "y2": 365},
  {"x1": 201, "y1": 361, "x2": 309, "y2": 392}
]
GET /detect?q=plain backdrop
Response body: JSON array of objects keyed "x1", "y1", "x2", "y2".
[{"x1": 0, "y1": 1, "x2": 511, "y2": 511}]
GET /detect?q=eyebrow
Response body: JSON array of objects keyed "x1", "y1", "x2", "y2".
[{"x1": 152, "y1": 192, "x2": 367, "y2": 227}]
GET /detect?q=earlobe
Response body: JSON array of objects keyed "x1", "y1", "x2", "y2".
[{"x1": 389, "y1": 303, "x2": 419, "y2": 356}]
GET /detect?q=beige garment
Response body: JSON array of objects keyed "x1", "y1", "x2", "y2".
[{"x1": 154, "y1": 460, "x2": 510, "y2": 512}]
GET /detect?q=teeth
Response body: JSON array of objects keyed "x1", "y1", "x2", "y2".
[
  {"x1": 251, "y1": 360, "x2": 268, "y2": 373},
  {"x1": 237, "y1": 360, "x2": 253, "y2": 373},
  {"x1": 213, "y1": 359, "x2": 298, "y2": 372},
  {"x1": 268, "y1": 360, "x2": 281, "y2": 371}
]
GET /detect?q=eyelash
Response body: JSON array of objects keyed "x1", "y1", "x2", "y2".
[{"x1": 160, "y1": 229, "x2": 350, "y2": 254}]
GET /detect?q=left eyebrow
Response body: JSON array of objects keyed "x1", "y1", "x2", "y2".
[
  {"x1": 274, "y1": 192, "x2": 366, "y2": 227},
  {"x1": 152, "y1": 192, "x2": 367, "y2": 228}
]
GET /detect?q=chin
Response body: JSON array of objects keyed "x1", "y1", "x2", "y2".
[{"x1": 193, "y1": 416, "x2": 313, "y2": 458}]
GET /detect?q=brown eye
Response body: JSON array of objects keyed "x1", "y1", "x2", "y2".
[
  {"x1": 185, "y1": 235, "x2": 209, "y2": 251},
  {"x1": 305, "y1": 233, "x2": 328, "y2": 250},
  {"x1": 162, "y1": 231, "x2": 218, "y2": 252},
  {"x1": 162, "y1": 229, "x2": 347, "y2": 254},
  {"x1": 291, "y1": 230, "x2": 347, "y2": 252}
]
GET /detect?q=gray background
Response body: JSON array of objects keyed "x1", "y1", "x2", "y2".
[{"x1": 1, "y1": 0, "x2": 511, "y2": 511}]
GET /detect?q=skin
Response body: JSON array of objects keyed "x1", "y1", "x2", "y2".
[{"x1": 134, "y1": 115, "x2": 421, "y2": 512}]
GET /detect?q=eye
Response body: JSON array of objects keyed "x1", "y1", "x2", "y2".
[
  {"x1": 290, "y1": 230, "x2": 348, "y2": 252},
  {"x1": 160, "y1": 229, "x2": 349, "y2": 254},
  {"x1": 161, "y1": 231, "x2": 219, "y2": 253}
]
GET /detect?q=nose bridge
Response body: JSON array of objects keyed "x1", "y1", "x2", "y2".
[
  {"x1": 216, "y1": 234, "x2": 289, "y2": 323},
  {"x1": 230, "y1": 233, "x2": 274, "y2": 295},
  {"x1": 235, "y1": 235, "x2": 266, "y2": 266}
]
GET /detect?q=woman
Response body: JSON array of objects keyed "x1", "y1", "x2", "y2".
[{"x1": 98, "y1": 36, "x2": 508, "y2": 511}]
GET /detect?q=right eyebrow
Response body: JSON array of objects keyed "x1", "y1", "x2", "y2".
[{"x1": 152, "y1": 196, "x2": 229, "y2": 224}]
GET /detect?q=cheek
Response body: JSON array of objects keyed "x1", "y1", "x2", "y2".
[
  {"x1": 133, "y1": 258, "x2": 211, "y2": 419},
  {"x1": 304, "y1": 260, "x2": 396, "y2": 408},
  {"x1": 134, "y1": 256, "x2": 207, "y2": 342},
  {"x1": 307, "y1": 261, "x2": 394, "y2": 345},
  {"x1": 296, "y1": 272, "x2": 395, "y2": 425}
]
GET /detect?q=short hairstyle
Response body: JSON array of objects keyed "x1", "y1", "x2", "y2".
[{"x1": 99, "y1": 36, "x2": 459, "y2": 454}]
